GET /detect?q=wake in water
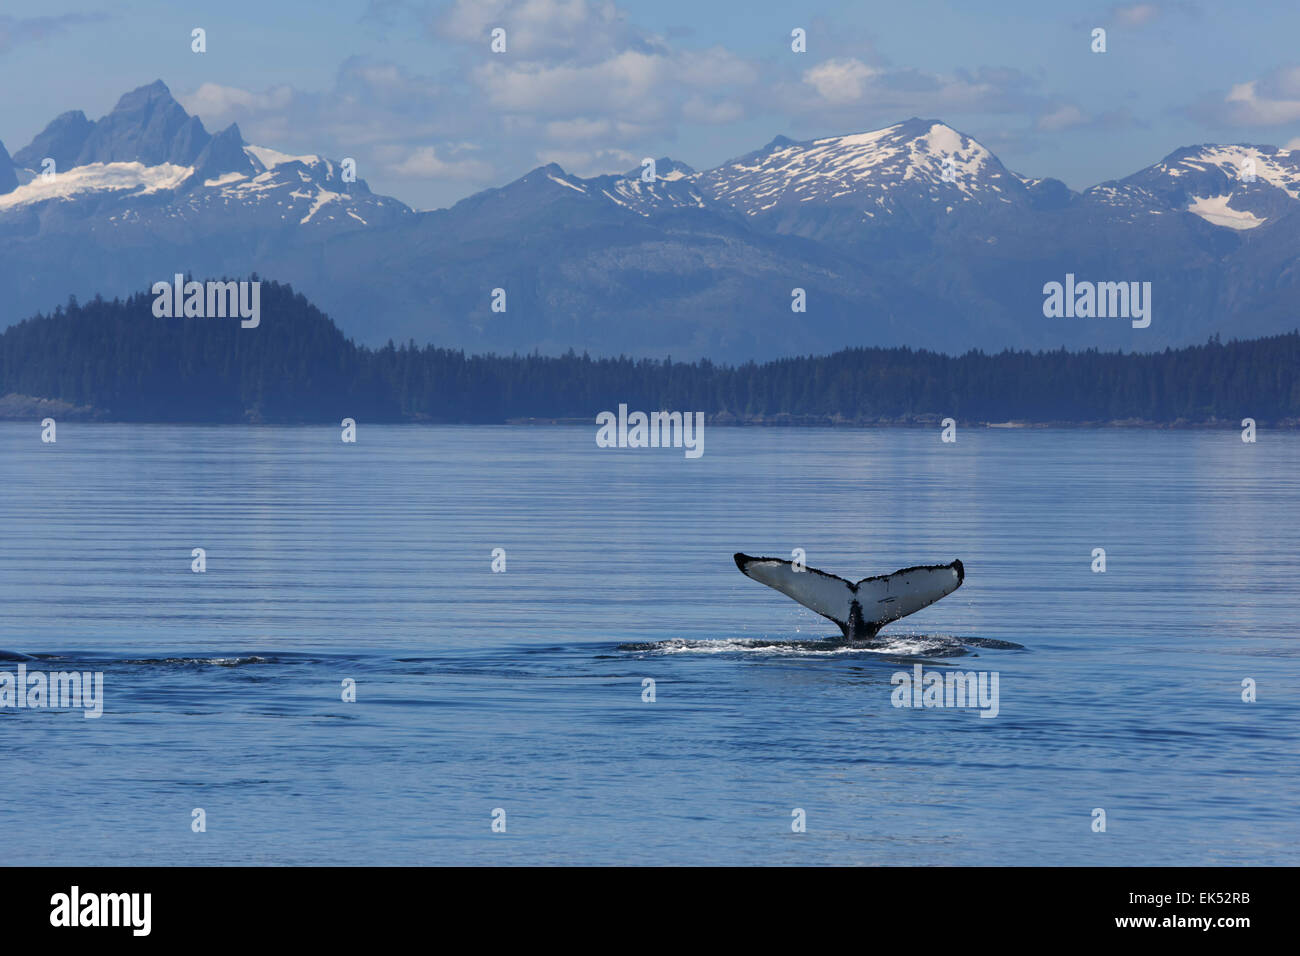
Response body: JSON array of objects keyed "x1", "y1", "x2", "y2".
[
  {"x1": 6, "y1": 653, "x2": 284, "y2": 668},
  {"x1": 619, "y1": 634, "x2": 1024, "y2": 659}
]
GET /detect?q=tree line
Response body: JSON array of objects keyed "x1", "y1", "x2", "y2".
[{"x1": 0, "y1": 279, "x2": 1295, "y2": 424}]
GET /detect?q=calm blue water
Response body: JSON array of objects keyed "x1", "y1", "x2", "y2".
[{"x1": 0, "y1": 423, "x2": 1296, "y2": 865}]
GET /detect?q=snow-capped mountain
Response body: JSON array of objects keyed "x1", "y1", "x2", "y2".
[
  {"x1": 1083, "y1": 143, "x2": 1300, "y2": 230},
  {"x1": 4, "y1": 80, "x2": 1300, "y2": 360},
  {"x1": 517, "y1": 122, "x2": 1047, "y2": 231},
  {"x1": 697, "y1": 120, "x2": 1030, "y2": 224},
  {"x1": 0, "y1": 81, "x2": 410, "y2": 233},
  {"x1": 581, "y1": 158, "x2": 714, "y2": 217}
]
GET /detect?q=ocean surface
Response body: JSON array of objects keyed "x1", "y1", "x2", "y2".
[{"x1": 0, "y1": 422, "x2": 1296, "y2": 866}]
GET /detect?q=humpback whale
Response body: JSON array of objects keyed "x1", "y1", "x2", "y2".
[
  {"x1": 734, "y1": 553, "x2": 964, "y2": 640},
  {"x1": 0, "y1": 649, "x2": 36, "y2": 661}
]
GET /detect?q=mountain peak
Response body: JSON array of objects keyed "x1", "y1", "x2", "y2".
[
  {"x1": 113, "y1": 79, "x2": 174, "y2": 105},
  {"x1": 13, "y1": 110, "x2": 94, "y2": 171},
  {"x1": 185, "y1": 123, "x2": 255, "y2": 189},
  {"x1": 72, "y1": 79, "x2": 209, "y2": 168},
  {"x1": 621, "y1": 157, "x2": 696, "y2": 180},
  {"x1": 1089, "y1": 140, "x2": 1300, "y2": 229},
  {"x1": 696, "y1": 117, "x2": 1013, "y2": 232}
]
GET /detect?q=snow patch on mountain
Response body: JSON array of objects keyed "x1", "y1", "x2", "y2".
[
  {"x1": 298, "y1": 186, "x2": 342, "y2": 224},
  {"x1": 547, "y1": 172, "x2": 587, "y2": 193},
  {"x1": 563, "y1": 158, "x2": 706, "y2": 217},
  {"x1": 1186, "y1": 194, "x2": 1265, "y2": 229},
  {"x1": 244, "y1": 145, "x2": 323, "y2": 172},
  {"x1": 0, "y1": 161, "x2": 192, "y2": 210},
  {"x1": 1173, "y1": 145, "x2": 1300, "y2": 199},
  {"x1": 203, "y1": 171, "x2": 247, "y2": 188},
  {"x1": 601, "y1": 176, "x2": 706, "y2": 215}
]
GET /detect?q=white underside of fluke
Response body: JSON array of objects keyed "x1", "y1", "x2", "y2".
[{"x1": 734, "y1": 553, "x2": 964, "y2": 639}]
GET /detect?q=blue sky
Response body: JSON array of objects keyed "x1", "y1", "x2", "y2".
[{"x1": 3, "y1": 0, "x2": 1300, "y2": 209}]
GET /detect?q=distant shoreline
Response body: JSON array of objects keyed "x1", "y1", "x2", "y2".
[
  {"x1": 2, "y1": 396, "x2": 1291, "y2": 430},
  {"x1": 506, "y1": 416, "x2": 1297, "y2": 429},
  {"x1": 5, "y1": 281, "x2": 1298, "y2": 428}
]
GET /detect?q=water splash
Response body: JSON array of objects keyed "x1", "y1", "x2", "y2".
[{"x1": 619, "y1": 634, "x2": 1023, "y2": 658}]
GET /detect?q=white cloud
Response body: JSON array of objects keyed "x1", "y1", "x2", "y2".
[
  {"x1": 0, "y1": 12, "x2": 107, "y2": 54},
  {"x1": 801, "y1": 59, "x2": 881, "y2": 106},
  {"x1": 1112, "y1": 3, "x2": 1161, "y2": 27},
  {"x1": 439, "y1": 0, "x2": 643, "y2": 62},
  {"x1": 790, "y1": 59, "x2": 1038, "y2": 120},
  {"x1": 473, "y1": 49, "x2": 670, "y2": 116},
  {"x1": 1037, "y1": 104, "x2": 1088, "y2": 131},
  {"x1": 1194, "y1": 67, "x2": 1300, "y2": 126},
  {"x1": 377, "y1": 145, "x2": 493, "y2": 179},
  {"x1": 544, "y1": 117, "x2": 614, "y2": 142},
  {"x1": 534, "y1": 145, "x2": 637, "y2": 176},
  {"x1": 681, "y1": 96, "x2": 744, "y2": 125},
  {"x1": 181, "y1": 83, "x2": 295, "y2": 128}
]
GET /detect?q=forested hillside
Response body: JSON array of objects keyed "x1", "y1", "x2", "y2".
[{"x1": 1, "y1": 280, "x2": 1295, "y2": 424}]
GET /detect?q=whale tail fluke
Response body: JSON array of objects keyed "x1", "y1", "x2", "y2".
[{"x1": 733, "y1": 553, "x2": 964, "y2": 640}]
